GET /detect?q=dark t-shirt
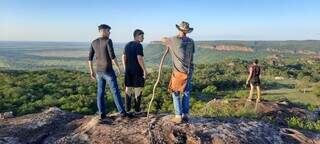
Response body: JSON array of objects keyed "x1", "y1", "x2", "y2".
[
  {"x1": 250, "y1": 65, "x2": 261, "y2": 82},
  {"x1": 88, "y1": 37, "x2": 116, "y2": 72},
  {"x1": 251, "y1": 65, "x2": 261, "y2": 77},
  {"x1": 123, "y1": 41, "x2": 144, "y2": 75}
]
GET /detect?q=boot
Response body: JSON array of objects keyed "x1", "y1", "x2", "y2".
[
  {"x1": 125, "y1": 94, "x2": 132, "y2": 112},
  {"x1": 134, "y1": 94, "x2": 142, "y2": 112}
]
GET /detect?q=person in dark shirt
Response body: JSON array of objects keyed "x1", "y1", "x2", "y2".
[
  {"x1": 121, "y1": 29, "x2": 147, "y2": 113},
  {"x1": 88, "y1": 24, "x2": 129, "y2": 121},
  {"x1": 246, "y1": 59, "x2": 262, "y2": 103}
]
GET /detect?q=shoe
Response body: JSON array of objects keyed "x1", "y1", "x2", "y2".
[
  {"x1": 182, "y1": 115, "x2": 189, "y2": 122},
  {"x1": 98, "y1": 114, "x2": 112, "y2": 124},
  {"x1": 171, "y1": 115, "x2": 183, "y2": 124},
  {"x1": 100, "y1": 114, "x2": 106, "y2": 120},
  {"x1": 120, "y1": 112, "x2": 134, "y2": 118}
]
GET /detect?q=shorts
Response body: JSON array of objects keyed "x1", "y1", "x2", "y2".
[
  {"x1": 250, "y1": 77, "x2": 261, "y2": 86},
  {"x1": 125, "y1": 71, "x2": 145, "y2": 87}
]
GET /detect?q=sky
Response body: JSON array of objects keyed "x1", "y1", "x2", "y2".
[{"x1": 1, "y1": 0, "x2": 320, "y2": 43}]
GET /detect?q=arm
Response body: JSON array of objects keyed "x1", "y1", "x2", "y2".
[
  {"x1": 138, "y1": 55, "x2": 147, "y2": 79},
  {"x1": 112, "y1": 59, "x2": 122, "y2": 74},
  {"x1": 246, "y1": 67, "x2": 253, "y2": 85},
  {"x1": 121, "y1": 44, "x2": 128, "y2": 71},
  {"x1": 108, "y1": 39, "x2": 122, "y2": 74},
  {"x1": 122, "y1": 54, "x2": 126, "y2": 71},
  {"x1": 88, "y1": 61, "x2": 96, "y2": 79},
  {"x1": 259, "y1": 67, "x2": 262, "y2": 79},
  {"x1": 161, "y1": 37, "x2": 170, "y2": 46},
  {"x1": 88, "y1": 44, "x2": 96, "y2": 79},
  {"x1": 137, "y1": 44, "x2": 147, "y2": 78}
]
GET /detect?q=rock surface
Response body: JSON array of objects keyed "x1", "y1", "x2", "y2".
[{"x1": 0, "y1": 106, "x2": 320, "y2": 144}]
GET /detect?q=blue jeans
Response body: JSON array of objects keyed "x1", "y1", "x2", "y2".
[
  {"x1": 172, "y1": 68, "x2": 193, "y2": 116},
  {"x1": 96, "y1": 70, "x2": 126, "y2": 115}
]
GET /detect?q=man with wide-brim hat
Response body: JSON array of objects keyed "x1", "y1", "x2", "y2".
[
  {"x1": 161, "y1": 21, "x2": 195, "y2": 124},
  {"x1": 175, "y1": 21, "x2": 194, "y2": 33}
]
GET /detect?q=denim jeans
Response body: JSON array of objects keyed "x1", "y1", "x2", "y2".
[
  {"x1": 96, "y1": 70, "x2": 126, "y2": 115},
  {"x1": 172, "y1": 67, "x2": 193, "y2": 116}
]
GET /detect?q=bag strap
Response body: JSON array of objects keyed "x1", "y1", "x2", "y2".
[{"x1": 187, "y1": 39, "x2": 194, "y2": 75}]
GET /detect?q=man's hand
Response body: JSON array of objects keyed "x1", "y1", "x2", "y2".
[
  {"x1": 117, "y1": 68, "x2": 123, "y2": 75},
  {"x1": 90, "y1": 72, "x2": 96, "y2": 80},
  {"x1": 121, "y1": 54, "x2": 126, "y2": 75},
  {"x1": 246, "y1": 80, "x2": 251, "y2": 87},
  {"x1": 143, "y1": 70, "x2": 148, "y2": 79},
  {"x1": 88, "y1": 61, "x2": 96, "y2": 80},
  {"x1": 161, "y1": 37, "x2": 169, "y2": 46},
  {"x1": 112, "y1": 59, "x2": 123, "y2": 76}
]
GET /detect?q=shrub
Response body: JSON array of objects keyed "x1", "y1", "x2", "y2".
[
  {"x1": 287, "y1": 117, "x2": 320, "y2": 132},
  {"x1": 202, "y1": 85, "x2": 218, "y2": 96}
]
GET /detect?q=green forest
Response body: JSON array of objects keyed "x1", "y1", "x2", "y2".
[
  {"x1": 1, "y1": 41, "x2": 320, "y2": 132},
  {"x1": 1, "y1": 58, "x2": 319, "y2": 116}
]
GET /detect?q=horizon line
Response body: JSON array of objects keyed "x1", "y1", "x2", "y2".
[{"x1": 1, "y1": 39, "x2": 320, "y2": 43}]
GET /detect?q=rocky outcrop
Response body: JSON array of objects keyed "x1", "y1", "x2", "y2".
[
  {"x1": 0, "y1": 106, "x2": 319, "y2": 144},
  {"x1": 198, "y1": 44, "x2": 254, "y2": 52},
  {"x1": 213, "y1": 45, "x2": 254, "y2": 52},
  {"x1": 0, "y1": 107, "x2": 82, "y2": 144},
  {"x1": 265, "y1": 48, "x2": 318, "y2": 55}
]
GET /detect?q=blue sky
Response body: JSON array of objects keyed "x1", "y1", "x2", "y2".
[{"x1": 1, "y1": 0, "x2": 320, "y2": 42}]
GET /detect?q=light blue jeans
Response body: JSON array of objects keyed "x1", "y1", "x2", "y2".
[
  {"x1": 172, "y1": 68, "x2": 193, "y2": 116},
  {"x1": 96, "y1": 70, "x2": 126, "y2": 115}
]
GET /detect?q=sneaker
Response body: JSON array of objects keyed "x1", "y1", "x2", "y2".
[
  {"x1": 98, "y1": 114, "x2": 112, "y2": 124},
  {"x1": 100, "y1": 114, "x2": 106, "y2": 120},
  {"x1": 182, "y1": 115, "x2": 189, "y2": 122},
  {"x1": 171, "y1": 115, "x2": 183, "y2": 124},
  {"x1": 120, "y1": 112, "x2": 134, "y2": 118}
]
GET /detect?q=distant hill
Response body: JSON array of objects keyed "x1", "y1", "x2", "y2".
[
  {"x1": 0, "y1": 40, "x2": 319, "y2": 70},
  {"x1": 196, "y1": 40, "x2": 320, "y2": 54},
  {"x1": 144, "y1": 40, "x2": 320, "y2": 64}
]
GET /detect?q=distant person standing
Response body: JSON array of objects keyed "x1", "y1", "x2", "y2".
[
  {"x1": 122, "y1": 29, "x2": 147, "y2": 112},
  {"x1": 161, "y1": 21, "x2": 195, "y2": 124},
  {"x1": 246, "y1": 59, "x2": 262, "y2": 103},
  {"x1": 88, "y1": 24, "x2": 129, "y2": 122}
]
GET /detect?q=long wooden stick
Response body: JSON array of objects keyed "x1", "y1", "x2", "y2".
[{"x1": 147, "y1": 47, "x2": 169, "y2": 118}]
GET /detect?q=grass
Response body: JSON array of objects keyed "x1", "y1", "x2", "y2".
[
  {"x1": 192, "y1": 79, "x2": 320, "y2": 133},
  {"x1": 191, "y1": 99, "x2": 258, "y2": 119},
  {"x1": 230, "y1": 79, "x2": 320, "y2": 107},
  {"x1": 263, "y1": 89, "x2": 320, "y2": 106},
  {"x1": 287, "y1": 117, "x2": 320, "y2": 132}
]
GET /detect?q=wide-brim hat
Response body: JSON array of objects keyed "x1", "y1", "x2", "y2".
[{"x1": 175, "y1": 21, "x2": 193, "y2": 33}]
